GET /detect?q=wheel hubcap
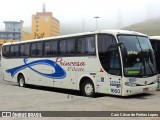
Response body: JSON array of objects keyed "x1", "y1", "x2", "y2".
[
  {"x1": 85, "y1": 83, "x2": 93, "y2": 95},
  {"x1": 19, "y1": 78, "x2": 24, "y2": 87}
]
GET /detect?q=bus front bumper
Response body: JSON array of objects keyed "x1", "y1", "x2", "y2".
[{"x1": 122, "y1": 83, "x2": 158, "y2": 96}]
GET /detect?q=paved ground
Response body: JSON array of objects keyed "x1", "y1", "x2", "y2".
[{"x1": 0, "y1": 69, "x2": 160, "y2": 120}]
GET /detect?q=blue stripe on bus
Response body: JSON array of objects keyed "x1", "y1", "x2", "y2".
[{"x1": 6, "y1": 58, "x2": 66, "y2": 79}]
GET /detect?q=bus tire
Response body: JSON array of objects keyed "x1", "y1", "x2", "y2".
[
  {"x1": 82, "y1": 80, "x2": 95, "y2": 97},
  {"x1": 18, "y1": 75, "x2": 25, "y2": 87}
]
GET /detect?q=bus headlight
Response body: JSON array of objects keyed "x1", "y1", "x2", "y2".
[{"x1": 125, "y1": 82, "x2": 137, "y2": 87}]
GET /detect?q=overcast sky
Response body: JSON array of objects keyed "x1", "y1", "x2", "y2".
[{"x1": 0, "y1": 0, "x2": 160, "y2": 33}]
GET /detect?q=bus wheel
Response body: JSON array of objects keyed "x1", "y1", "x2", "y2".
[
  {"x1": 18, "y1": 75, "x2": 25, "y2": 87},
  {"x1": 82, "y1": 80, "x2": 95, "y2": 97}
]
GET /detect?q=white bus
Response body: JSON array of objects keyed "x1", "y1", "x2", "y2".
[
  {"x1": 1, "y1": 30, "x2": 158, "y2": 97},
  {"x1": 149, "y1": 36, "x2": 160, "y2": 88}
]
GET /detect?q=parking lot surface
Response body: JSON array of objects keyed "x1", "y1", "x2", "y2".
[{"x1": 0, "y1": 71, "x2": 160, "y2": 120}]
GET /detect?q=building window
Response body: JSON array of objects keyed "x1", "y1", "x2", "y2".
[
  {"x1": 36, "y1": 29, "x2": 38, "y2": 32},
  {"x1": 35, "y1": 16, "x2": 39, "y2": 20},
  {"x1": 45, "y1": 17, "x2": 49, "y2": 22}
]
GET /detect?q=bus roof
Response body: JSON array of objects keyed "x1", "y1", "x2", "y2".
[
  {"x1": 149, "y1": 36, "x2": 160, "y2": 40},
  {"x1": 2, "y1": 30, "x2": 147, "y2": 46}
]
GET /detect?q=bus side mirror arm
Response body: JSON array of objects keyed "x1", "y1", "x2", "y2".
[{"x1": 111, "y1": 42, "x2": 123, "y2": 48}]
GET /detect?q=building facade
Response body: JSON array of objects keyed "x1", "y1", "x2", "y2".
[
  {"x1": 32, "y1": 12, "x2": 60, "y2": 39},
  {"x1": 22, "y1": 31, "x2": 32, "y2": 41},
  {"x1": 0, "y1": 20, "x2": 23, "y2": 41},
  {"x1": 0, "y1": 20, "x2": 23, "y2": 49}
]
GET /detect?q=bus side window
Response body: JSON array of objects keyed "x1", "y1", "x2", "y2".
[
  {"x1": 51, "y1": 40, "x2": 58, "y2": 55},
  {"x1": 44, "y1": 40, "x2": 58, "y2": 56},
  {"x1": 77, "y1": 37, "x2": 85, "y2": 54},
  {"x1": 10, "y1": 45, "x2": 19, "y2": 57},
  {"x1": 86, "y1": 36, "x2": 95, "y2": 54},
  {"x1": 37, "y1": 42, "x2": 43, "y2": 56},
  {"x1": 20, "y1": 45, "x2": 25, "y2": 56},
  {"x1": 108, "y1": 48, "x2": 121, "y2": 75},
  {"x1": 98, "y1": 34, "x2": 121, "y2": 76},
  {"x1": 77, "y1": 36, "x2": 95, "y2": 55},
  {"x1": 151, "y1": 41, "x2": 157, "y2": 52},
  {"x1": 31, "y1": 43, "x2": 37, "y2": 56},
  {"x1": 157, "y1": 41, "x2": 160, "y2": 73},
  {"x1": 44, "y1": 41, "x2": 51, "y2": 55},
  {"x1": 2, "y1": 46, "x2": 10, "y2": 57},
  {"x1": 110, "y1": 51, "x2": 120, "y2": 69},
  {"x1": 31, "y1": 42, "x2": 43, "y2": 57},
  {"x1": 60, "y1": 40, "x2": 67, "y2": 55},
  {"x1": 66, "y1": 39, "x2": 75, "y2": 55},
  {"x1": 10, "y1": 46, "x2": 15, "y2": 57},
  {"x1": 20, "y1": 44, "x2": 30, "y2": 57},
  {"x1": 15, "y1": 45, "x2": 19, "y2": 57},
  {"x1": 24, "y1": 44, "x2": 30, "y2": 56}
]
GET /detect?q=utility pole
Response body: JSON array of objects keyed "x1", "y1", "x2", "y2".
[{"x1": 94, "y1": 16, "x2": 100, "y2": 30}]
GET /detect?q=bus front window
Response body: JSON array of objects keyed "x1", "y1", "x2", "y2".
[{"x1": 118, "y1": 35, "x2": 156, "y2": 77}]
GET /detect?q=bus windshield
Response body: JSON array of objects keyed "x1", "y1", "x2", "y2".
[{"x1": 118, "y1": 35, "x2": 156, "y2": 77}]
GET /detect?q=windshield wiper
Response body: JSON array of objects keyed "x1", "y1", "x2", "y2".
[
  {"x1": 142, "y1": 50, "x2": 154, "y2": 75},
  {"x1": 138, "y1": 62, "x2": 144, "y2": 77},
  {"x1": 138, "y1": 51, "x2": 146, "y2": 77},
  {"x1": 144, "y1": 56, "x2": 154, "y2": 75}
]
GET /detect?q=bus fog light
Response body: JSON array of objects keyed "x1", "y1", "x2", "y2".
[{"x1": 153, "y1": 79, "x2": 158, "y2": 84}]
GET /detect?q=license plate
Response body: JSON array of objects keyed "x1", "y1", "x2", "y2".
[{"x1": 143, "y1": 88, "x2": 149, "y2": 92}]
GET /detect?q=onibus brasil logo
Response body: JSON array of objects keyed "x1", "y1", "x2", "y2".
[{"x1": 6, "y1": 58, "x2": 66, "y2": 79}]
